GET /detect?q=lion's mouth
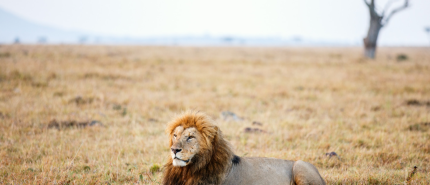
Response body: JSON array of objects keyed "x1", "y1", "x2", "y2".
[{"x1": 174, "y1": 157, "x2": 190, "y2": 163}]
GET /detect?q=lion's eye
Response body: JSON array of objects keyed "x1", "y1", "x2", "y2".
[
  {"x1": 173, "y1": 134, "x2": 177, "y2": 139},
  {"x1": 187, "y1": 136, "x2": 194, "y2": 141}
]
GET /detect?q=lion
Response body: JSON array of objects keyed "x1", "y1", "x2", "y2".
[{"x1": 162, "y1": 111, "x2": 326, "y2": 185}]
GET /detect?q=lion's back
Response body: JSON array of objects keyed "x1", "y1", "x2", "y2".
[{"x1": 222, "y1": 157, "x2": 295, "y2": 185}]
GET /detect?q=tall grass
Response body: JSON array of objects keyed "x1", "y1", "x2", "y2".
[{"x1": 0, "y1": 45, "x2": 429, "y2": 184}]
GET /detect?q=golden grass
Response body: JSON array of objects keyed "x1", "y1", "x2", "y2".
[{"x1": 0, "y1": 45, "x2": 429, "y2": 184}]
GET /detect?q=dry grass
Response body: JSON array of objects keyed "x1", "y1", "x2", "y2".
[{"x1": 0, "y1": 45, "x2": 429, "y2": 184}]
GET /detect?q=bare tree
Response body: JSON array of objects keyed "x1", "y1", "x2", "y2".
[{"x1": 363, "y1": 0, "x2": 409, "y2": 59}]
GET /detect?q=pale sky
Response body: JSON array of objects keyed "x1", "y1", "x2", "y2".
[{"x1": 0, "y1": 0, "x2": 429, "y2": 46}]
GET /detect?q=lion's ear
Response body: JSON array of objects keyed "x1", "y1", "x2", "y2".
[
  {"x1": 203, "y1": 125, "x2": 220, "y2": 144},
  {"x1": 214, "y1": 126, "x2": 221, "y2": 136},
  {"x1": 212, "y1": 126, "x2": 222, "y2": 141}
]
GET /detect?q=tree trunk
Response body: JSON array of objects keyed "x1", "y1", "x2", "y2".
[{"x1": 363, "y1": 19, "x2": 382, "y2": 59}]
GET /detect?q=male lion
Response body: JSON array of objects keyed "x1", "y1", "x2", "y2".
[{"x1": 163, "y1": 111, "x2": 326, "y2": 185}]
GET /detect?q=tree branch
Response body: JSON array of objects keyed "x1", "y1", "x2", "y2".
[
  {"x1": 382, "y1": 0, "x2": 409, "y2": 27},
  {"x1": 382, "y1": 0, "x2": 399, "y2": 16},
  {"x1": 364, "y1": 0, "x2": 371, "y2": 7},
  {"x1": 364, "y1": 0, "x2": 375, "y2": 7}
]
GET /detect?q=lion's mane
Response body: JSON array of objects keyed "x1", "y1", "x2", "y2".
[{"x1": 162, "y1": 111, "x2": 234, "y2": 185}]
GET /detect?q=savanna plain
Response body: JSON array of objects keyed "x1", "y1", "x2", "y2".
[{"x1": 0, "y1": 45, "x2": 429, "y2": 184}]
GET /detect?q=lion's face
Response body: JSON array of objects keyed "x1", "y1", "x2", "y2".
[{"x1": 170, "y1": 126, "x2": 201, "y2": 167}]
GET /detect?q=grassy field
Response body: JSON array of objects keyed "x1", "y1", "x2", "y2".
[{"x1": 0, "y1": 45, "x2": 429, "y2": 184}]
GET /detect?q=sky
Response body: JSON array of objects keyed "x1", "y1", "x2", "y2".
[{"x1": 0, "y1": 0, "x2": 429, "y2": 46}]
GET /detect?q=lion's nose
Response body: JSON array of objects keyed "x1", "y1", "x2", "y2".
[{"x1": 171, "y1": 148, "x2": 182, "y2": 154}]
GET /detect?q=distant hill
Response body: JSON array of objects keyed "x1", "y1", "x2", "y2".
[
  {"x1": 0, "y1": 8, "x2": 350, "y2": 46},
  {"x1": 0, "y1": 8, "x2": 86, "y2": 44}
]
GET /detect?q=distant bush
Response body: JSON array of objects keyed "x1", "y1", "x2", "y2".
[
  {"x1": 0, "y1": 52, "x2": 11, "y2": 58},
  {"x1": 396, "y1": 54, "x2": 408, "y2": 62}
]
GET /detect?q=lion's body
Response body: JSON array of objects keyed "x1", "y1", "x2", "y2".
[
  {"x1": 163, "y1": 111, "x2": 326, "y2": 185},
  {"x1": 224, "y1": 157, "x2": 325, "y2": 185},
  {"x1": 223, "y1": 157, "x2": 295, "y2": 184}
]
